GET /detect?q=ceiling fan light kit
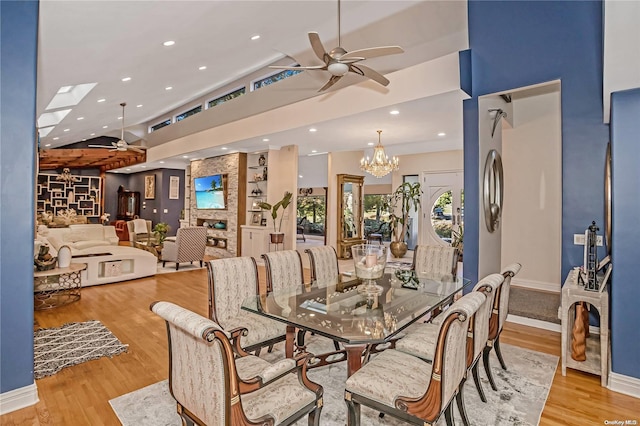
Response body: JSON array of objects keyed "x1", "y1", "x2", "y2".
[
  {"x1": 360, "y1": 130, "x2": 399, "y2": 178},
  {"x1": 269, "y1": 0, "x2": 404, "y2": 92}
]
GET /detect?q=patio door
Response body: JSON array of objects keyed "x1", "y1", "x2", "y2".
[{"x1": 421, "y1": 171, "x2": 463, "y2": 247}]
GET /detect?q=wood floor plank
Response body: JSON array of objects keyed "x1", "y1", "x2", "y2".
[{"x1": 2, "y1": 266, "x2": 638, "y2": 425}]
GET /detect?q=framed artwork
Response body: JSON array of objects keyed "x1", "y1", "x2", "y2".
[
  {"x1": 251, "y1": 212, "x2": 262, "y2": 225},
  {"x1": 145, "y1": 175, "x2": 155, "y2": 199},
  {"x1": 251, "y1": 198, "x2": 263, "y2": 211},
  {"x1": 260, "y1": 218, "x2": 267, "y2": 226},
  {"x1": 169, "y1": 176, "x2": 180, "y2": 200}
]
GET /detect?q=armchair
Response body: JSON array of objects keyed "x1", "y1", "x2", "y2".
[
  {"x1": 126, "y1": 219, "x2": 157, "y2": 246},
  {"x1": 207, "y1": 257, "x2": 286, "y2": 355},
  {"x1": 161, "y1": 226, "x2": 207, "y2": 270},
  {"x1": 150, "y1": 301, "x2": 323, "y2": 426}
]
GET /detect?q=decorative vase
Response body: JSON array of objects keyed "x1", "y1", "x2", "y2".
[
  {"x1": 352, "y1": 244, "x2": 387, "y2": 294},
  {"x1": 57, "y1": 245, "x2": 72, "y2": 268},
  {"x1": 258, "y1": 154, "x2": 266, "y2": 166},
  {"x1": 389, "y1": 241, "x2": 408, "y2": 258},
  {"x1": 213, "y1": 221, "x2": 226, "y2": 229},
  {"x1": 270, "y1": 233, "x2": 285, "y2": 244}
]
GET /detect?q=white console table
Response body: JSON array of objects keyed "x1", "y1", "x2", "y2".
[{"x1": 561, "y1": 269, "x2": 610, "y2": 386}]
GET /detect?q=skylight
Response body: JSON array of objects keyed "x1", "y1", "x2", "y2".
[
  {"x1": 37, "y1": 109, "x2": 72, "y2": 128},
  {"x1": 45, "y1": 83, "x2": 97, "y2": 110}
]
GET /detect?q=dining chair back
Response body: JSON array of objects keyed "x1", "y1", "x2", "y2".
[
  {"x1": 412, "y1": 244, "x2": 459, "y2": 276},
  {"x1": 305, "y1": 245, "x2": 340, "y2": 285},
  {"x1": 262, "y1": 250, "x2": 304, "y2": 292}
]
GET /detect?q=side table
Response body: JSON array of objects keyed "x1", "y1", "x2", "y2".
[
  {"x1": 561, "y1": 269, "x2": 610, "y2": 386},
  {"x1": 33, "y1": 263, "x2": 86, "y2": 310}
]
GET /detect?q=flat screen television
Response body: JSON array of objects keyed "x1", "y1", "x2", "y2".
[{"x1": 194, "y1": 174, "x2": 228, "y2": 209}]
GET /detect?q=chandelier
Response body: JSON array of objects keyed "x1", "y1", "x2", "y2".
[{"x1": 360, "y1": 130, "x2": 399, "y2": 178}]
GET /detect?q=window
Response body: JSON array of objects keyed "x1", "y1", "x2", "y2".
[
  {"x1": 207, "y1": 87, "x2": 246, "y2": 109},
  {"x1": 364, "y1": 194, "x2": 392, "y2": 241},
  {"x1": 149, "y1": 119, "x2": 171, "y2": 133},
  {"x1": 253, "y1": 68, "x2": 302, "y2": 91},
  {"x1": 296, "y1": 195, "x2": 326, "y2": 236},
  {"x1": 175, "y1": 105, "x2": 202, "y2": 122}
]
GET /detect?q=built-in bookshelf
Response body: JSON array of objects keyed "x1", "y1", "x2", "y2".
[
  {"x1": 246, "y1": 152, "x2": 268, "y2": 227},
  {"x1": 37, "y1": 173, "x2": 102, "y2": 219}
]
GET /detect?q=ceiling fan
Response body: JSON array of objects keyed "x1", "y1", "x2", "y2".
[
  {"x1": 88, "y1": 102, "x2": 147, "y2": 153},
  {"x1": 270, "y1": 0, "x2": 404, "y2": 92}
]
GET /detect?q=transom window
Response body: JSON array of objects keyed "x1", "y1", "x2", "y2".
[
  {"x1": 207, "y1": 87, "x2": 246, "y2": 109},
  {"x1": 176, "y1": 105, "x2": 202, "y2": 122},
  {"x1": 253, "y1": 69, "x2": 302, "y2": 91},
  {"x1": 150, "y1": 119, "x2": 171, "y2": 132}
]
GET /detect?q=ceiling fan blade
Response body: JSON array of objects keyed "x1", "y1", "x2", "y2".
[
  {"x1": 318, "y1": 75, "x2": 342, "y2": 92},
  {"x1": 350, "y1": 64, "x2": 390, "y2": 87},
  {"x1": 341, "y1": 46, "x2": 404, "y2": 61},
  {"x1": 268, "y1": 65, "x2": 327, "y2": 71},
  {"x1": 128, "y1": 146, "x2": 145, "y2": 153},
  {"x1": 88, "y1": 145, "x2": 112, "y2": 149},
  {"x1": 308, "y1": 32, "x2": 328, "y2": 62}
]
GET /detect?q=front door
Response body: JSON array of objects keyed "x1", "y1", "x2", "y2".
[{"x1": 421, "y1": 171, "x2": 463, "y2": 247}]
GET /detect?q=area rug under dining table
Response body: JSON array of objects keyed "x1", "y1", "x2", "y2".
[{"x1": 110, "y1": 336, "x2": 557, "y2": 425}]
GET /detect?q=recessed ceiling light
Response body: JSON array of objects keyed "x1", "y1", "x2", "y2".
[
  {"x1": 53, "y1": 137, "x2": 59, "y2": 140},
  {"x1": 389, "y1": 110, "x2": 400, "y2": 115},
  {"x1": 159, "y1": 161, "x2": 165, "y2": 164},
  {"x1": 367, "y1": 142, "x2": 375, "y2": 146},
  {"x1": 311, "y1": 150, "x2": 317, "y2": 153},
  {"x1": 118, "y1": 116, "x2": 123, "y2": 120},
  {"x1": 126, "y1": 168, "x2": 131, "y2": 171},
  {"x1": 97, "y1": 98, "x2": 106, "y2": 103},
  {"x1": 221, "y1": 147, "x2": 228, "y2": 150},
  {"x1": 198, "y1": 66, "x2": 207, "y2": 71},
  {"x1": 121, "y1": 77, "x2": 131, "y2": 82},
  {"x1": 77, "y1": 117, "x2": 84, "y2": 120},
  {"x1": 102, "y1": 125, "x2": 108, "y2": 129},
  {"x1": 81, "y1": 138, "x2": 86, "y2": 141},
  {"x1": 251, "y1": 35, "x2": 261, "y2": 41},
  {"x1": 163, "y1": 40, "x2": 175, "y2": 46},
  {"x1": 90, "y1": 133, "x2": 95, "y2": 136},
  {"x1": 63, "y1": 128, "x2": 70, "y2": 132},
  {"x1": 165, "y1": 86, "x2": 173, "y2": 91},
  {"x1": 182, "y1": 155, "x2": 189, "y2": 158},
  {"x1": 45, "y1": 143, "x2": 51, "y2": 147},
  {"x1": 136, "y1": 104, "x2": 142, "y2": 108},
  {"x1": 141, "y1": 165, "x2": 146, "y2": 168},
  {"x1": 438, "y1": 132, "x2": 446, "y2": 137},
  {"x1": 299, "y1": 175, "x2": 303, "y2": 178},
  {"x1": 309, "y1": 128, "x2": 317, "y2": 132},
  {"x1": 262, "y1": 138, "x2": 269, "y2": 142}
]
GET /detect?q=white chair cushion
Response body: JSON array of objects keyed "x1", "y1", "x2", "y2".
[
  {"x1": 346, "y1": 349, "x2": 432, "y2": 407},
  {"x1": 242, "y1": 372, "x2": 317, "y2": 424},
  {"x1": 222, "y1": 312, "x2": 286, "y2": 348},
  {"x1": 235, "y1": 355, "x2": 272, "y2": 381},
  {"x1": 395, "y1": 322, "x2": 439, "y2": 360}
]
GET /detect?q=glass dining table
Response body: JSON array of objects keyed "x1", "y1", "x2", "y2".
[{"x1": 242, "y1": 270, "x2": 472, "y2": 377}]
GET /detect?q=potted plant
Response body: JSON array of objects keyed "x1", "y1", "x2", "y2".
[
  {"x1": 153, "y1": 222, "x2": 171, "y2": 246},
  {"x1": 451, "y1": 224, "x2": 463, "y2": 261},
  {"x1": 258, "y1": 191, "x2": 293, "y2": 244},
  {"x1": 385, "y1": 182, "x2": 422, "y2": 258}
]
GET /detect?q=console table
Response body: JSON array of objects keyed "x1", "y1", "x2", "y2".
[
  {"x1": 561, "y1": 269, "x2": 610, "y2": 386},
  {"x1": 33, "y1": 263, "x2": 86, "y2": 310}
]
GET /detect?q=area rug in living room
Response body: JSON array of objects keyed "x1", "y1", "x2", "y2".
[
  {"x1": 110, "y1": 337, "x2": 558, "y2": 425},
  {"x1": 34, "y1": 320, "x2": 128, "y2": 379}
]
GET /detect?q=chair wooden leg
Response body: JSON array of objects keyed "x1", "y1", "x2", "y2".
[
  {"x1": 494, "y1": 335, "x2": 507, "y2": 370},
  {"x1": 175, "y1": 263, "x2": 179, "y2": 271},
  {"x1": 483, "y1": 346, "x2": 498, "y2": 391},
  {"x1": 333, "y1": 340, "x2": 341, "y2": 351},
  {"x1": 456, "y1": 385, "x2": 470, "y2": 426},
  {"x1": 472, "y1": 362, "x2": 487, "y2": 402},
  {"x1": 254, "y1": 347, "x2": 261, "y2": 356},
  {"x1": 444, "y1": 400, "x2": 454, "y2": 426},
  {"x1": 345, "y1": 397, "x2": 361, "y2": 426},
  {"x1": 308, "y1": 404, "x2": 322, "y2": 426},
  {"x1": 162, "y1": 261, "x2": 166, "y2": 267},
  {"x1": 267, "y1": 344, "x2": 274, "y2": 353}
]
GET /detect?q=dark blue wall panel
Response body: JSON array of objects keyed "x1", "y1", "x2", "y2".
[
  {"x1": 0, "y1": 0, "x2": 39, "y2": 393},
  {"x1": 610, "y1": 88, "x2": 640, "y2": 378}
]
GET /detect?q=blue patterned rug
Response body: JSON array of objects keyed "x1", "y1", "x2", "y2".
[{"x1": 110, "y1": 337, "x2": 557, "y2": 425}]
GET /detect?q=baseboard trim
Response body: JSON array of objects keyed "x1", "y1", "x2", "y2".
[
  {"x1": 507, "y1": 314, "x2": 561, "y2": 332},
  {"x1": 0, "y1": 382, "x2": 39, "y2": 415},
  {"x1": 608, "y1": 372, "x2": 640, "y2": 398},
  {"x1": 512, "y1": 278, "x2": 560, "y2": 293}
]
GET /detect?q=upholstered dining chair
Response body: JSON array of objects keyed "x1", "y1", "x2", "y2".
[
  {"x1": 150, "y1": 301, "x2": 323, "y2": 426},
  {"x1": 261, "y1": 250, "x2": 305, "y2": 292},
  {"x1": 161, "y1": 226, "x2": 207, "y2": 270},
  {"x1": 305, "y1": 245, "x2": 340, "y2": 286},
  {"x1": 482, "y1": 263, "x2": 522, "y2": 391},
  {"x1": 207, "y1": 257, "x2": 286, "y2": 355},
  {"x1": 344, "y1": 292, "x2": 483, "y2": 426},
  {"x1": 411, "y1": 244, "x2": 459, "y2": 276}
]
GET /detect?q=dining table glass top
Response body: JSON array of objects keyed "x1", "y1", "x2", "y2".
[{"x1": 242, "y1": 270, "x2": 472, "y2": 345}]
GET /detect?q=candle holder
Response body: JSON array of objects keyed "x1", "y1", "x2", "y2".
[{"x1": 352, "y1": 244, "x2": 387, "y2": 295}]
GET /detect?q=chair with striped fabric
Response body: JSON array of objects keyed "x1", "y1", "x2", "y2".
[
  {"x1": 160, "y1": 226, "x2": 207, "y2": 270},
  {"x1": 305, "y1": 245, "x2": 340, "y2": 286}
]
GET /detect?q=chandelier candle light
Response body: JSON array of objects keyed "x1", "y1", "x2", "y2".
[{"x1": 360, "y1": 130, "x2": 399, "y2": 178}]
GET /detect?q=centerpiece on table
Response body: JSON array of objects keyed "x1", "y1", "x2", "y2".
[{"x1": 352, "y1": 244, "x2": 387, "y2": 294}]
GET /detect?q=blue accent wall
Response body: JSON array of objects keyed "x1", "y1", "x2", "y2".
[
  {"x1": 465, "y1": 0, "x2": 637, "y2": 380},
  {"x1": 610, "y1": 88, "x2": 640, "y2": 378},
  {"x1": 1, "y1": 0, "x2": 39, "y2": 393}
]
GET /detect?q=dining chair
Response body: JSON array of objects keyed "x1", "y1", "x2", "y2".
[
  {"x1": 411, "y1": 244, "x2": 459, "y2": 276},
  {"x1": 207, "y1": 257, "x2": 286, "y2": 356},
  {"x1": 262, "y1": 250, "x2": 304, "y2": 292},
  {"x1": 483, "y1": 262, "x2": 522, "y2": 390},
  {"x1": 344, "y1": 292, "x2": 482, "y2": 426},
  {"x1": 150, "y1": 301, "x2": 323, "y2": 426},
  {"x1": 305, "y1": 245, "x2": 340, "y2": 286}
]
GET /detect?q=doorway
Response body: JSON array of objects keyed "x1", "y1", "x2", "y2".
[{"x1": 421, "y1": 171, "x2": 463, "y2": 247}]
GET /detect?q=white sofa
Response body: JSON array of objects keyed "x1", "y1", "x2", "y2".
[{"x1": 37, "y1": 224, "x2": 157, "y2": 287}]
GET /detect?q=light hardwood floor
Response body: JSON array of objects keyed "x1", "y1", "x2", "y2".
[{"x1": 2, "y1": 265, "x2": 638, "y2": 425}]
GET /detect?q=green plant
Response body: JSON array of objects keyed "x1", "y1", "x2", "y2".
[
  {"x1": 258, "y1": 191, "x2": 293, "y2": 234},
  {"x1": 451, "y1": 224, "x2": 464, "y2": 255},
  {"x1": 384, "y1": 182, "x2": 422, "y2": 243},
  {"x1": 153, "y1": 222, "x2": 171, "y2": 244}
]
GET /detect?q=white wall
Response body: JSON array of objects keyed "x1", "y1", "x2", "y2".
[
  {"x1": 390, "y1": 150, "x2": 463, "y2": 190},
  {"x1": 267, "y1": 145, "x2": 299, "y2": 250},
  {"x1": 502, "y1": 88, "x2": 562, "y2": 291},
  {"x1": 297, "y1": 154, "x2": 328, "y2": 188}
]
